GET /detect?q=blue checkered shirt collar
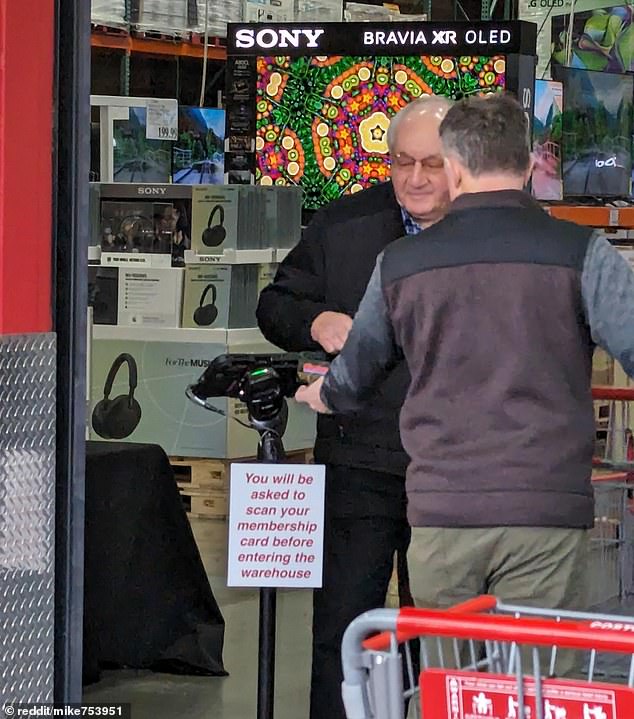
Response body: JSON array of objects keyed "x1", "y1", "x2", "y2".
[{"x1": 400, "y1": 207, "x2": 423, "y2": 235}]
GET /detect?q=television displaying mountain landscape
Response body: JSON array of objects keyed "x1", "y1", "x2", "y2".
[
  {"x1": 112, "y1": 107, "x2": 172, "y2": 183},
  {"x1": 552, "y1": 66, "x2": 632, "y2": 197},
  {"x1": 531, "y1": 80, "x2": 563, "y2": 201},
  {"x1": 173, "y1": 107, "x2": 225, "y2": 184}
]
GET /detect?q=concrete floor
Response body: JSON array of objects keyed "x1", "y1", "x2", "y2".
[{"x1": 83, "y1": 517, "x2": 313, "y2": 719}]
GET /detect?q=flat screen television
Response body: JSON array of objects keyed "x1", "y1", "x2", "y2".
[
  {"x1": 173, "y1": 107, "x2": 226, "y2": 184},
  {"x1": 552, "y1": 66, "x2": 633, "y2": 198},
  {"x1": 551, "y1": 5, "x2": 634, "y2": 74},
  {"x1": 112, "y1": 107, "x2": 172, "y2": 183},
  {"x1": 531, "y1": 79, "x2": 564, "y2": 201},
  {"x1": 255, "y1": 55, "x2": 506, "y2": 210}
]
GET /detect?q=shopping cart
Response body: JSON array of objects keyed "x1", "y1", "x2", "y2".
[
  {"x1": 341, "y1": 596, "x2": 634, "y2": 719},
  {"x1": 591, "y1": 387, "x2": 634, "y2": 607}
]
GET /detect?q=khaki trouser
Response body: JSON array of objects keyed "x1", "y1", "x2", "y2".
[{"x1": 407, "y1": 526, "x2": 589, "y2": 677}]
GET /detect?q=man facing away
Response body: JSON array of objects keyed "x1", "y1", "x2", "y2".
[
  {"x1": 256, "y1": 96, "x2": 452, "y2": 719},
  {"x1": 296, "y1": 95, "x2": 634, "y2": 663}
]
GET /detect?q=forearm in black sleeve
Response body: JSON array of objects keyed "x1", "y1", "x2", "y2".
[
  {"x1": 256, "y1": 214, "x2": 340, "y2": 352},
  {"x1": 319, "y1": 255, "x2": 400, "y2": 414}
]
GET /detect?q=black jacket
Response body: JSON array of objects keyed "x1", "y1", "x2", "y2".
[{"x1": 257, "y1": 181, "x2": 410, "y2": 476}]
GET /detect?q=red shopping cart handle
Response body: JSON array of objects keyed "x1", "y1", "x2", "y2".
[
  {"x1": 362, "y1": 599, "x2": 634, "y2": 654},
  {"x1": 593, "y1": 385, "x2": 634, "y2": 401},
  {"x1": 363, "y1": 596, "x2": 498, "y2": 651},
  {"x1": 397, "y1": 607, "x2": 634, "y2": 653}
]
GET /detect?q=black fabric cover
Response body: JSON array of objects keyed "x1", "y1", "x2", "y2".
[{"x1": 83, "y1": 441, "x2": 227, "y2": 684}]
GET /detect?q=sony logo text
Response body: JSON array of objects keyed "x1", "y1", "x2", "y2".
[
  {"x1": 137, "y1": 186, "x2": 168, "y2": 195},
  {"x1": 235, "y1": 28, "x2": 325, "y2": 49}
]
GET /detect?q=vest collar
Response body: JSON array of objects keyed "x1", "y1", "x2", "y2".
[{"x1": 449, "y1": 189, "x2": 541, "y2": 214}]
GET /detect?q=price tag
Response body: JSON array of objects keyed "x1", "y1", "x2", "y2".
[{"x1": 146, "y1": 99, "x2": 178, "y2": 141}]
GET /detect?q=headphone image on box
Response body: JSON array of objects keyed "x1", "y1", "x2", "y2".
[
  {"x1": 201, "y1": 205, "x2": 226, "y2": 247},
  {"x1": 193, "y1": 283, "x2": 218, "y2": 326},
  {"x1": 92, "y1": 353, "x2": 142, "y2": 439}
]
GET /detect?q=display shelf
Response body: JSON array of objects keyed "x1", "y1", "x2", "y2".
[
  {"x1": 545, "y1": 205, "x2": 634, "y2": 229},
  {"x1": 92, "y1": 325, "x2": 268, "y2": 345},
  {"x1": 184, "y1": 249, "x2": 276, "y2": 265},
  {"x1": 91, "y1": 26, "x2": 227, "y2": 61}
]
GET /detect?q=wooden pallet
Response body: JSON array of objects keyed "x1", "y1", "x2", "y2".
[
  {"x1": 91, "y1": 23, "x2": 130, "y2": 36},
  {"x1": 130, "y1": 27, "x2": 190, "y2": 42},
  {"x1": 189, "y1": 32, "x2": 227, "y2": 48},
  {"x1": 171, "y1": 448, "x2": 314, "y2": 519},
  {"x1": 170, "y1": 448, "x2": 313, "y2": 490},
  {"x1": 180, "y1": 488, "x2": 229, "y2": 519}
]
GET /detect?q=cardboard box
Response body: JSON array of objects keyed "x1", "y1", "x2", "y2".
[
  {"x1": 182, "y1": 263, "x2": 272, "y2": 329},
  {"x1": 117, "y1": 267, "x2": 184, "y2": 328},
  {"x1": 191, "y1": 185, "x2": 240, "y2": 255},
  {"x1": 89, "y1": 266, "x2": 119, "y2": 325},
  {"x1": 90, "y1": 182, "x2": 193, "y2": 267}
]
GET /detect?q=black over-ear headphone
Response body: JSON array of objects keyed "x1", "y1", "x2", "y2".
[
  {"x1": 91, "y1": 353, "x2": 142, "y2": 440},
  {"x1": 201, "y1": 205, "x2": 226, "y2": 247},
  {"x1": 193, "y1": 284, "x2": 218, "y2": 326}
]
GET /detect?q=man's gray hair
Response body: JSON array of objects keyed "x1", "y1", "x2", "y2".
[
  {"x1": 439, "y1": 94, "x2": 531, "y2": 176},
  {"x1": 386, "y1": 94, "x2": 454, "y2": 154}
]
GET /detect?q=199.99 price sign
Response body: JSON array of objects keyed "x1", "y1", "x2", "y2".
[{"x1": 145, "y1": 99, "x2": 178, "y2": 141}]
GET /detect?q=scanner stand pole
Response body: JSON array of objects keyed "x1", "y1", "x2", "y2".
[{"x1": 251, "y1": 401, "x2": 288, "y2": 719}]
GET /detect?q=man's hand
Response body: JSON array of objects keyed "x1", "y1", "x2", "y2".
[
  {"x1": 310, "y1": 311, "x2": 353, "y2": 354},
  {"x1": 295, "y1": 377, "x2": 331, "y2": 414}
]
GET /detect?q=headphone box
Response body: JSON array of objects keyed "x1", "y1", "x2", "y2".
[
  {"x1": 91, "y1": 183, "x2": 193, "y2": 267},
  {"x1": 117, "y1": 267, "x2": 184, "y2": 328},
  {"x1": 191, "y1": 185, "x2": 240, "y2": 255},
  {"x1": 89, "y1": 266, "x2": 119, "y2": 325},
  {"x1": 89, "y1": 328, "x2": 316, "y2": 458},
  {"x1": 181, "y1": 266, "x2": 232, "y2": 328},
  {"x1": 182, "y1": 263, "x2": 276, "y2": 329},
  {"x1": 257, "y1": 262, "x2": 278, "y2": 293},
  {"x1": 260, "y1": 185, "x2": 302, "y2": 250}
]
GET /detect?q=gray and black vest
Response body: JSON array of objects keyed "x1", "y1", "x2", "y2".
[{"x1": 382, "y1": 190, "x2": 596, "y2": 529}]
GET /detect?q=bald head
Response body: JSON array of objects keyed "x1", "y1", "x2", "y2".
[
  {"x1": 387, "y1": 95, "x2": 453, "y2": 154},
  {"x1": 388, "y1": 95, "x2": 453, "y2": 228}
]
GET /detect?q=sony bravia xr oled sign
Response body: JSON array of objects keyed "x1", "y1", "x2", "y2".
[{"x1": 224, "y1": 22, "x2": 537, "y2": 211}]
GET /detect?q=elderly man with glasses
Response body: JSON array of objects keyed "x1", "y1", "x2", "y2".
[{"x1": 256, "y1": 95, "x2": 452, "y2": 719}]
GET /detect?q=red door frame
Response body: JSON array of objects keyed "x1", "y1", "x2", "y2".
[{"x1": 0, "y1": 0, "x2": 54, "y2": 335}]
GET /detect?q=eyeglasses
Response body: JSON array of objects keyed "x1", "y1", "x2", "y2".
[{"x1": 392, "y1": 153, "x2": 445, "y2": 172}]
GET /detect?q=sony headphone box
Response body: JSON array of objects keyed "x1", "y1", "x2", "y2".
[
  {"x1": 117, "y1": 267, "x2": 184, "y2": 328},
  {"x1": 89, "y1": 328, "x2": 316, "y2": 458},
  {"x1": 191, "y1": 186, "x2": 239, "y2": 255},
  {"x1": 258, "y1": 262, "x2": 278, "y2": 293},
  {"x1": 92, "y1": 183, "x2": 193, "y2": 267},
  {"x1": 182, "y1": 264, "x2": 277, "y2": 329},
  {"x1": 89, "y1": 266, "x2": 119, "y2": 325},
  {"x1": 89, "y1": 266, "x2": 184, "y2": 327},
  {"x1": 181, "y1": 266, "x2": 232, "y2": 328},
  {"x1": 260, "y1": 185, "x2": 302, "y2": 250}
]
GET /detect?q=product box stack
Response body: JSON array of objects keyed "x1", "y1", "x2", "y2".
[
  {"x1": 196, "y1": 0, "x2": 241, "y2": 38},
  {"x1": 87, "y1": 182, "x2": 316, "y2": 511},
  {"x1": 131, "y1": 0, "x2": 192, "y2": 35},
  {"x1": 91, "y1": 0, "x2": 128, "y2": 27}
]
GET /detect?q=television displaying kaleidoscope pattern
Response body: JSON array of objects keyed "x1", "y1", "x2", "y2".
[{"x1": 255, "y1": 55, "x2": 506, "y2": 210}]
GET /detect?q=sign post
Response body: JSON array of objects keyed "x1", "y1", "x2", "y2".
[
  {"x1": 228, "y1": 461, "x2": 325, "y2": 719},
  {"x1": 185, "y1": 354, "x2": 326, "y2": 719}
]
